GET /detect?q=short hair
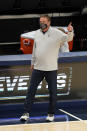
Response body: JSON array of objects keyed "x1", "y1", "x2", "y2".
[{"x1": 40, "y1": 15, "x2": 51, "y2": 22}]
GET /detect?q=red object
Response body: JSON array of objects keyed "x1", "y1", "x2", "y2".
[
  {"x1": 20, "y1": 38, "x2": 34, "y2": 54},
  {"x1": 68, "y1": 40, "x2": 73, "y2": 51}
]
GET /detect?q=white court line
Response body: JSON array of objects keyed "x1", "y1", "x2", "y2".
[
  {"x1": 59, "y1": 109, "x2": 87, "y2": 125},
  {"x1": 59, "y1": 109, "x2": 83, "y2": 121}
]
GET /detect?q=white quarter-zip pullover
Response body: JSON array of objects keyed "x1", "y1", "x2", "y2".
[{"x1": 31, "y1": 26, "x2": 73, "y2": 71}]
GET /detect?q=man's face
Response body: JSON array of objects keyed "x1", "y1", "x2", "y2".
[{"x1": 40, "y1": 17, "x2": 50, "y2": 31}]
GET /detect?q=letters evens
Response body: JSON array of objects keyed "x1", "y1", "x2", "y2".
[{"x1": 0, "y1": 73, "x2": 70, "y2": 92}]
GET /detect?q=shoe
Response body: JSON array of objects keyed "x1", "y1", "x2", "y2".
[
  {"x1": 46, "y1": 114, "x2": 54, "y2": 122},
  {"x1": 20, "y1": 113, "x2": 29, "y2": 121}
]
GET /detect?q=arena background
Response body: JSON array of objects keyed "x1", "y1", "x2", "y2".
[
  {"x1": 0, "y1": 0, "x2": 87, "y2": 105},
  {"x1": 0, "y1": 0, "x2": 87, "y2": 55}
]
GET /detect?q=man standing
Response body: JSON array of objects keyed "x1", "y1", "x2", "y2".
[{"x1": 20, "y1": 15, "x2": 73, "y2": 122}]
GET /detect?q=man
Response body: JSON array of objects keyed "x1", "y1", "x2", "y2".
[{"x1": 20, "y1": 15, "x2": 73, "y2": 122}]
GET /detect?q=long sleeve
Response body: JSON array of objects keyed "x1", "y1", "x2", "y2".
[{"x1": 60, "y1": 30, "x2": 74, "y2": 47}]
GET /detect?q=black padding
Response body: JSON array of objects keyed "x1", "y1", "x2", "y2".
[
  {"x1": 0, "y1": 0, "x2": 15, "y2": 11},
  {"x1": 21, "y1": 0, "x2": 39, "y2": 10}
]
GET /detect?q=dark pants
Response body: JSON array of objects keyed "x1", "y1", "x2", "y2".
[{"x1": 24, "y1": 69, "x2": 57, "y2": 114}]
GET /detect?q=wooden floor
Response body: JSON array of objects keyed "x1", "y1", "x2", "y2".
[{"x1": 0, "y1": 121, "x2": 87, "y2": 131}]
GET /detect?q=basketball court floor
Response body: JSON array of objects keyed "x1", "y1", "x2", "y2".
[{"x1": 0, "y1": 100, "x2": 87, "y2": 130}]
